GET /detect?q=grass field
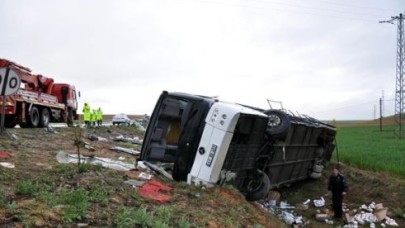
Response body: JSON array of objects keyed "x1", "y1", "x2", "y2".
[{"x1": 335, "y1": 124, "x2": 405, "y2": 177}]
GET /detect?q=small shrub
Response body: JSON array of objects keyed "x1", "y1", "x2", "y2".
[
  {"x1": 37, "y1": 189, "x2": 58, "y2": 207},
  {"x1": 92, "y1": 163, "x2": 103, "y2": 171},
  {"x1": 78, "y1": 163, "x2": 103, "y2": 173},
  {"x1": 89, "y1": 184, "x2": 109, "y2": 205},
  {"x1": 60, "y1": 187, "x2": 89, "y2": 223},
  {"x1": 0, "y1": 168, "x2": 16, "y2": 181},
  {"x1": 0, "y1": 187, "x2": 6, "y2": 206},
  {"x1": 134, "y1": 206, "x2": 152, "y2": 227},
  {"x1": 393, "y1": 207, "x2": 404, "y2": 218},
  {"x1": 115, "y1": 206, "x2": 136, "y2": 227},
  {"x1": 155, "y1": 205, "x2": 176, "y2": 224},
  {"x1": 253, "y1": 224, "x2": 265, "y2": 228},
  {"x1": 153, "y1": 220, "x2": 170, "y2": 228},
  {"x1": 15, "y1": 181, "x2": 37, "y2": 196},
  {"x1": 6, "y1": 201, "x2": 18, "y2": 214},
  {"x1": 178, "y1": 216, "x2": 192, "y2": 228},
  {"x1": 78, "y1": 163, "x2": 92, "y2": 173},
  {"x1": 55, "y1": 164, "x2": 74, "y2": 174},
  {"x1": 130, "y1": 191, "x2": 142, "y2": 202}
]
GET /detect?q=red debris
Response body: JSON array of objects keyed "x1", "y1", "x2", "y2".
[
  {"x1": 0, "y1": 151, "x2": 11, "y2": 159},
  {"x1": 138, "y1": 179, "x2": 173, "y2": 203}
]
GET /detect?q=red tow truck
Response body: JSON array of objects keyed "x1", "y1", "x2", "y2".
[{"x1": 0, "y1": 59, "x2": 78, "y2": 128}]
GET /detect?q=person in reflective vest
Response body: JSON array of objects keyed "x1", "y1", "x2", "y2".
[
  {"x1": 91, "y1": 109, "x2": 97, "y2": 127},
  {"x1": 96, "y1": 107, "x2": 103, "y2": 126},
  {"x1": 82, "y1": 103, "x2": 91, "y2": 127}
]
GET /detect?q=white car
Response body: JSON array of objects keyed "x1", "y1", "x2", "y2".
[{"x1": 112, "y1": 113, "x2": 132, "y2": 126}]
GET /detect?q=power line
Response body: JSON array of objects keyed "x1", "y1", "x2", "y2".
[
  {"x1": 249, "y1": 0, "x2": 387, "y2": 18},
  {"x1": 380, "y1": 12, "x2": 405, "y2": 138},
  {"x1": 309, "y1": 101, "x2": 377, "y2": 114},
  {"x1": 312, "y1": 0, "x2": 399, "y2": 12},
  {"x1": 180, "y1": 0, "x2": 384, "y2": 23}
]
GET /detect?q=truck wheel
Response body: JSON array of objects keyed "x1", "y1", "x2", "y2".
[
  {"x1": 39, "y1": 108, "x2": 50, "y2": 127},
  {"x1": 28, "y1": 106, "x2": 40, "y2": 127},
  {"x1": 263, "y1": 110, "x2": 290, "y2": 139},
  {"x1": 245, "y1": 170, "x2": 271, "y2": 201}
]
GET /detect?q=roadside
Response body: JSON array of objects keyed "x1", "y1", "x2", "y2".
[{"x1": 0, "y1": 126, "x2": 403, "y2": 227}]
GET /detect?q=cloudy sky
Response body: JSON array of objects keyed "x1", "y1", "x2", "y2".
[{"x1": 1, "y1": 0, "x2": 404, "y2": 120}]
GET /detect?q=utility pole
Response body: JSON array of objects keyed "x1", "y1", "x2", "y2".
[
  {"x1": 380, "y1": 13, "x2": 405, "y2": 138},
  {"x1": 380, "y1": 97, "x2": 383, "y2": 132}
]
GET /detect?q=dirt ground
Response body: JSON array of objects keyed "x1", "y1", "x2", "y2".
[{"x1": 0, "y1": 126, "x2": 404, "y2": 227}]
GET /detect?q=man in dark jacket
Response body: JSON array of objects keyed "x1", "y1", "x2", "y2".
[{"x1": 328, "y1": 167, "x2": 348, "y2": 218}]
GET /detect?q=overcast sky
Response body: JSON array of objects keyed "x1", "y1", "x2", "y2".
[{"x1": 1, "y1": 0, "x2": 404, "y2": 120}]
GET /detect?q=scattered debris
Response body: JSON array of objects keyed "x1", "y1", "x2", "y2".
[
  {"x1": 88, "y1": 134, "x2": 108, "y2": 142},
  {"x1": 138, "y1": 179, "x2": 173, "y2": 203},
  {"x1": 259, "y1": 199, "x2": 305, "y2": 227},
  {"x1": 143, "y1": 161, "x2": 173, "y2": 180},
  {"x1": 280, "y1": 211, "x2": 295, "y2": 225},
  {"x1": 84, "y1": 143, "x2": 95, "y2": 151},
  {"x1": 36, "y1": 162, "x2": 52, "y2": 169},
  {"x1": 265, "y1": 191, "x2": 281, "y2": 202},
  {"x1": 113, "y1": 135, "x2": 143, "y2": 145},
  {"x1": 136, "y1": 161, "x2": 149, "y2": 170},
  {"x1": 124, "y1": 169, "x2": 148, "y2": 179},
  {"x1": 259, "y1": 195, "x2": 400, "y2": 227},
  {"x1": 10, "y1": 133, "x2": 18, "y2": 140},
  {"x1": 374, "y1": 203, "x2": 387, "y2": 221},
  {"x1": 109, "y1": 146, "x2": 140, "y2": 155},
  {"x1": 133, "y1": 121, "x2": 146, "y2": 132},
  {"x1": 118, "y1": 156, "x2": 126, "y2": 161},
  {"x1": 0, "y1": 151, "x2": 12, "y2": 159},
  {"x1": 280, "y1": 201, "x2": 295, "y2": 209},
  {"x1": 315, "y1": 212, "x2": 331, "y2": 222},
  {"x1": 56, "y1": 151, "x2": 135, "y2": 171},
  {"x1": 295, "y1": 199, "x2": 311, "y2": 210},
  {"x1": 385, "y1": 216, "x2": 399, "y2": 226},
  {"x1": 344, "y1": 202, "x2": 399, "y2": 227},
  {"x1": 313, "y1": 197, "x2": 325, "y2": 207},
  {"x1": 295, "y1": 203, "x2": 309, "y2": 211},
  {"x1": 124, "y1": 179, "x2": 146, "y2": 187},
  {"x1": 44, "y1": 126, "x2": 58, "y2": 134},
  {"x1": 0, "y1": 162, "x2": 15, "y2": 169},
  {"x1": 138, "y1": 172, "x2": 153, "y2": 180}
]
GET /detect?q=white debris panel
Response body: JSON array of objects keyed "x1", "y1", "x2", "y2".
[{"x1": 56, "y1": 151, "x2": 135, "y2": 171}]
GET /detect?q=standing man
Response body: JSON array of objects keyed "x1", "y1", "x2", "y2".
[
  {"x1": 96, "y1": 107, "x2": 103, "y2": 126},
  {"x1": 328, "y1": 167, "x2": 348, "y2": 218},
  {"x1": 91, "y1": 109, "x2": 97, "y2": 127},
  {"x1": 82, "y1": 103, "x2": 91, "y2": 127}
]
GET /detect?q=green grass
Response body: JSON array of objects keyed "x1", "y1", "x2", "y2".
[
  {"x1": 15, "y1": 180, "x2": 37, "y2": 196},
  {"x1": 0, "y1": 167, "x2": 16, "y2": 181},
  {"x1": 88, "y1": 183, "x2": 110, "y2": 205},
  {"x1": 60, "y1": 187, "x2": 89, "y2": 223},
  {"x1": 336, "y1": 125, "x2": 405, "y2": 177}
]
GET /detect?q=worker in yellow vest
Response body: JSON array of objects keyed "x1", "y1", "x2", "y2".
[
  {"x1": 96, "y1": 107, "x2": 103, "y2": 126},
  {"x1": 91, "y1": 109, "x2": 97, "y2": 127},
  {"x1": 82, "y1": 103, "x2": 91, "y2": 127}
]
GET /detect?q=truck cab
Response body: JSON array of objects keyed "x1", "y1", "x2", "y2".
[{"x1": 141, "y1": 91, "x2": 336, "y2": 201}]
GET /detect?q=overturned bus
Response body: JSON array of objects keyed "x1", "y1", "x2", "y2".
[{"x1": 140, "y1": 91, "x2": 336, "y2": 201}]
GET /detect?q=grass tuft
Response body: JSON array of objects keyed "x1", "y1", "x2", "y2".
[{"x1": 15, "y1": 180, "x2": 37, "y2": 196}]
